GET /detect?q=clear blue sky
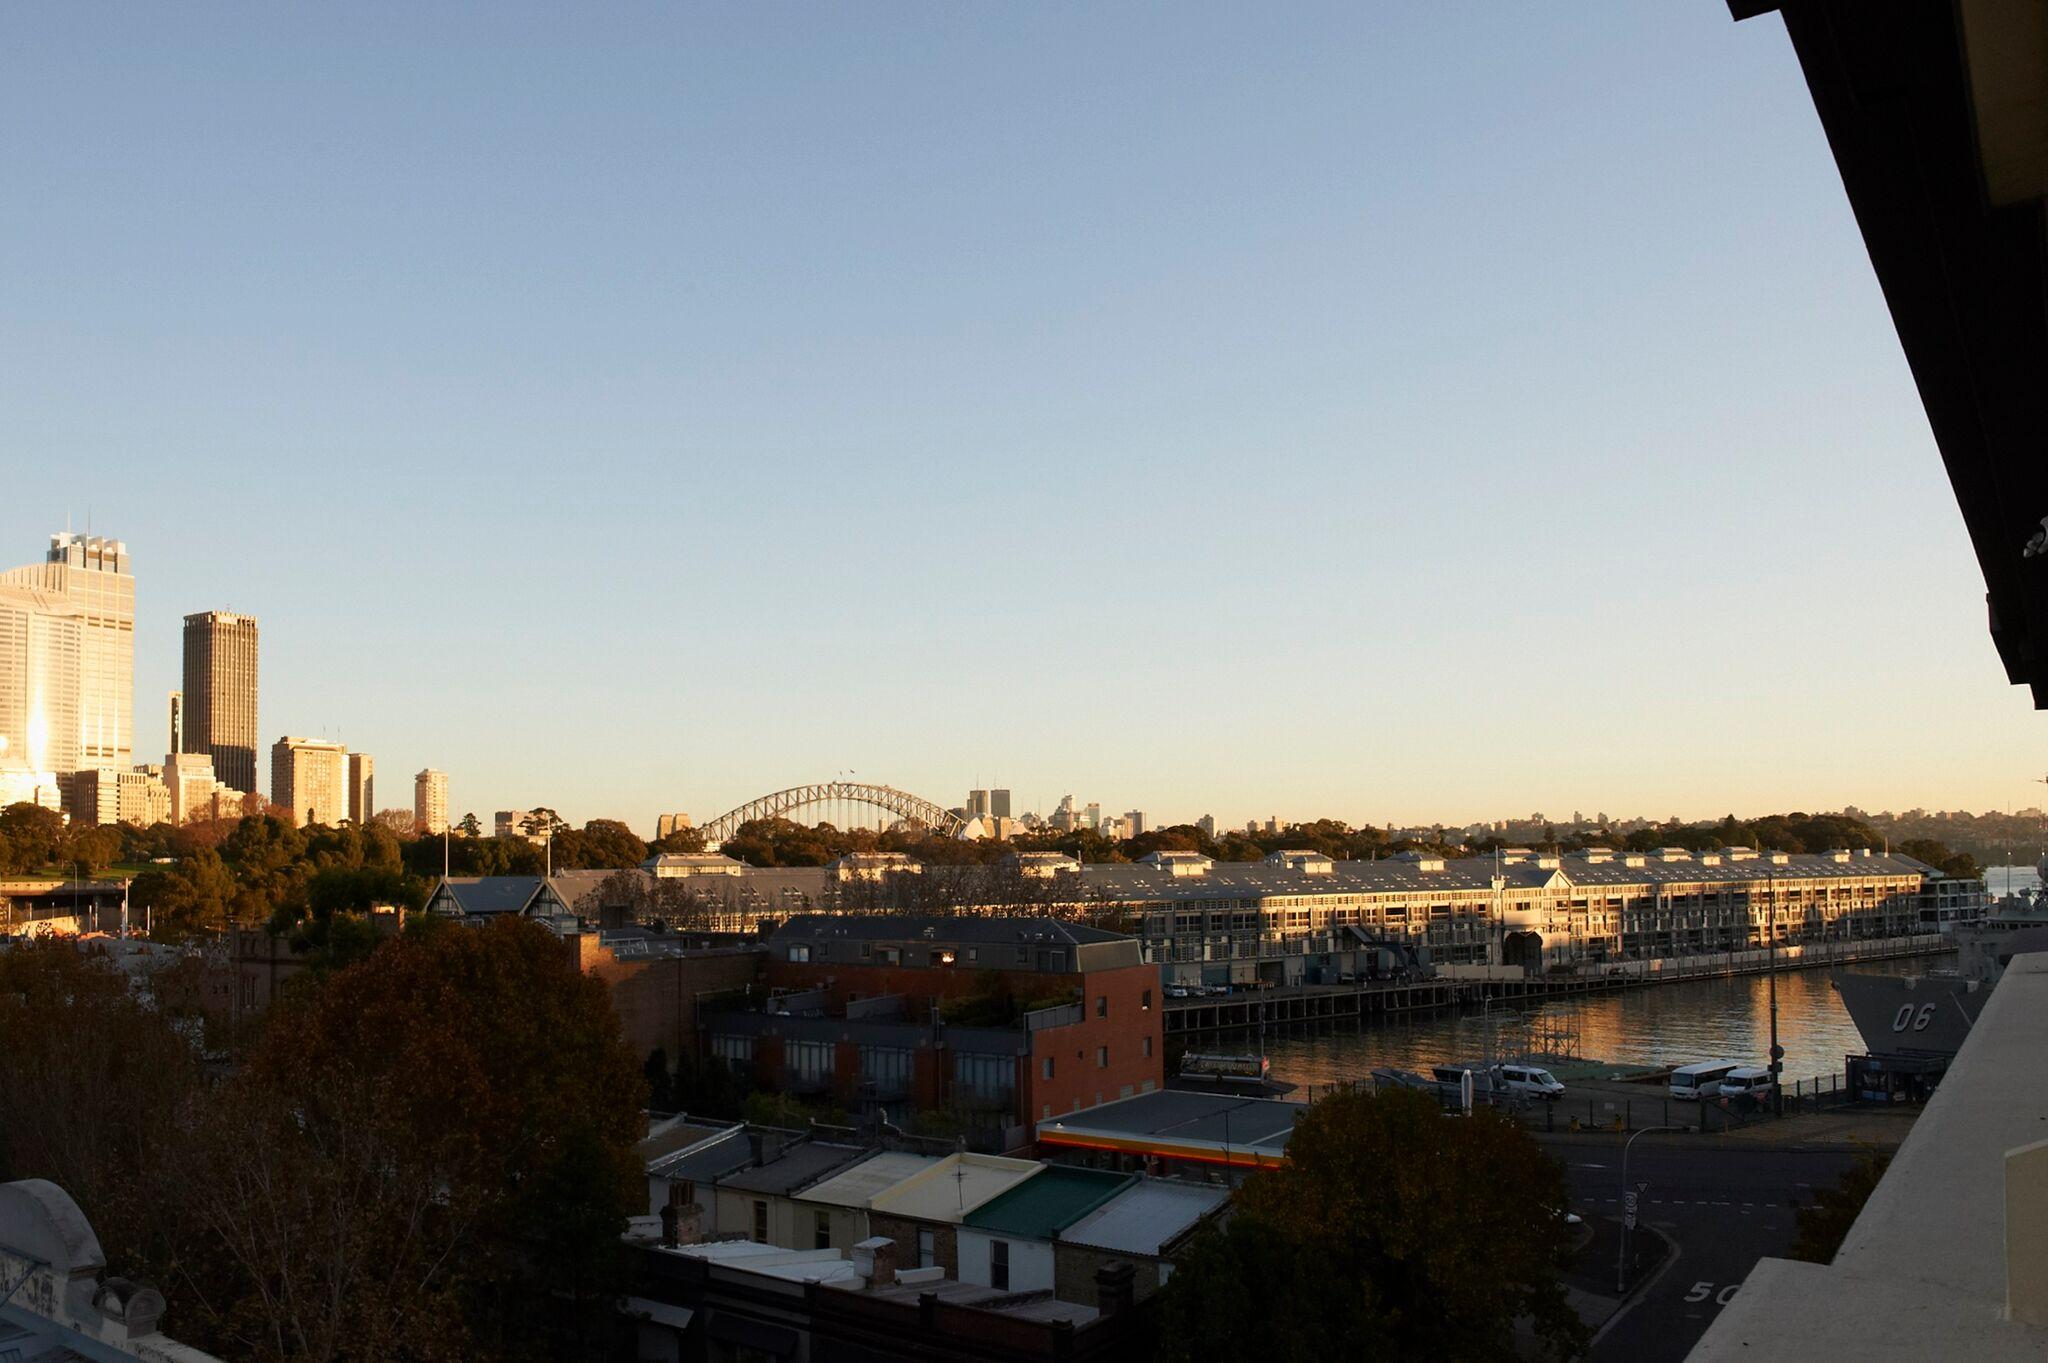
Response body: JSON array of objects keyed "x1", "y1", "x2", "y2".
[{"x1": 3, "y1": 4, "x2": 2037, "y2": 835}]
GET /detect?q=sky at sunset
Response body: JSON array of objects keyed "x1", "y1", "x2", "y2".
[{"x1": 5, "y1": 4, "x2": 2040, "y2": 833}]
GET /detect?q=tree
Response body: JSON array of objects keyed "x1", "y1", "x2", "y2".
[
  {"x1": 130, "y1": 847, "x2": 240, "y2": 941},
  {"x1": 456, "y1": 811, "x2": 482, "y2": 837},
  {"x1": 1155, "y1": 1087, "x2": 1587, "y2": 1362},
  {"x1": 0, "y1": 801, "x2": 65, "y2": 873},
  {"x1": 1790, "y1": 1152, "x2": 1890, "y2": 1264}
]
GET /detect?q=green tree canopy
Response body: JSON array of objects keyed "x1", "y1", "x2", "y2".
[{"x1": 1155, "y1": 1087, "x2": 1587, "y2": 1362}]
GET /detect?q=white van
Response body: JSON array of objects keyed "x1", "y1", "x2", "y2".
[
  {"x1": 1717, "y1": 1066, "x2": 1775, "y2": 1100},
  {"x1": 1668, "y1": 1060, "x2": 1741, "y2": 1101},
  {"x1": 1497, "y1": 1064, "x2": 1567, "y2": 1100}
]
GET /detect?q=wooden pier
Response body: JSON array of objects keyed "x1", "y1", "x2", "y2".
[{"x1": 1163, "y1": 934, "x2": 1950, "y2": 1036}]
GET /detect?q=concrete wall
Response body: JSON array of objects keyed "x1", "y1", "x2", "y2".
[{"x1": 1054, "y1": 1243, "x2": 1168, "y2": 1305}]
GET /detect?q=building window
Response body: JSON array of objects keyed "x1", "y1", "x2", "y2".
[
  {"x1": 878, "y1": 946, "x2": 901, "y2": 966},
  {"x1": 711, "y1": 1034, "x2": 753, "y2": 1074},
  {"x1": 990, "y1": 1239, "x2": 1010, "y2": 1290},
  {"x1": 861, "y1": 943, "x2": 872, "y2": 959},
  {"x1": 1143, "y1": 1036, "x2": 1153, "y2": 1058},
  {"x1": 815, "y1": 1210, "x2": 831, "y2": 1249},
  {"x1": 968, "y1": 947, "x2": 978, "y2": 963},
  {"x1": 917, "y1": 1227, "x2": 936, "y2": 1269},
  {"x1": 1142, "y1": 988, "x2": 1152, "y2": 1010},
  {"x1": 1095, "y1": 995, "x2": 1107, "y2": 1018},
  {"x1": 1041, "y1": 1056, "x2": 1054, "y2": 1080},
  {"x1": 954, "y1": 1052, "x2": 1017, "y2": 1104},
  {"x1": 786, "y1": 944, "x2": 810, "y2": 962},
  {"x1": 786, "y1": 1040, "x2": 835, "y2": 1084},
  {"x1": 753, "y1": 1200, "x2": 768, "y2": 1242},
  {"x1": 860, "y1": 1045, "x2": 913, "y2": 1094},
  {"x1": 1096, "y1": 1045, "x2": 1108, "y2": 1069}
]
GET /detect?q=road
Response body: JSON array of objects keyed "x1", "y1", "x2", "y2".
[{"x1": 1561, "y1": 1143, "x2": 1858, "y2": 1363}]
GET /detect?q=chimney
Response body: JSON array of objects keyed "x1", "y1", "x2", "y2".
[
  {"x1": 1095, "y1": 1262, "x2": 1136, "y2": 1316},
  {"x1": 659, "y1": 1204, "x2": 678, "y2": 1247},
  {"x1": 748, "y1": 1130, "x2": 766, "y2": 1165},
  {"x1": 852, "y1": 1235, "x2": 898, "y2": 1288}
]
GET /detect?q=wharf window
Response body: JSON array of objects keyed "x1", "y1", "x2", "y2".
[
  {"x1": 968, "y1": 947, "x2": 978, "y2": 963},
  {"x1": 814, "y1": 1210, "x2": 831, "y2": 1249},
  {"x1": 1096, "y1": 995, "x2": 1107, "y2": 1018},
  {"x1": 1016, "y1": 947, "x2": 1030, "y2": 965},
  {"x1": 991, "y1": 1239, "x2": 1010, "y2": 1290},
  {"x1": 861, "y1": 943, "x2": 872, "y2": 960},
  {"x1": 1142, "y1": 988, "x2": 1152, "y2": 1010},
  {"x1": 1097, "y1": 1045, "x2": 1109, "y2": 1068},
  {"x1": 917, "y1": 1228, "x2": 936, "y2": 1268},
  {"x1": 753, "y1": 1201, "x2": 768, "y2": 1241},
  {"x1": 877, "y1": 947, "x2": 901, "y2": 966}
]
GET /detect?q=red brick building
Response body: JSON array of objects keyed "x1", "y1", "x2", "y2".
[{"x1": 706, "y1": 916, "x2": 1164, "y2": 1137}]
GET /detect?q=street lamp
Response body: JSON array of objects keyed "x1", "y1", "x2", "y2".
[
  {"x1": 1617, "y1": 1125, "x2": 1686, "y2": 1294},
  {"x1": 1766, "y1": 868, "x2": 1784, "y2": 1116}
]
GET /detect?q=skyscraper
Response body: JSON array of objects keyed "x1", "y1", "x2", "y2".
[
  {"x1": 271, "y1": 736, "x2": 348, "y2": 828},
  {"x1": 348, "y1": 752, "x2": 375, "y2": 826},
  {"x1": 414, "y1": 768, "x2": 448, "y2": 834},
  {"x1": 0, "y1": 584, "x2": 83, "y2": 778},
  {"x1": 167, "y1": 690, "x2": 183, "y2": 756},
  {"x1": 967, "y1": 789, "x2": 991, "y2": 818},
  {"x1": 990, "y1": 789, "x2": 1012, "y2": 819},
  {"x1": 183, "y1": 612, "x2": 259, "y2": 796},
  {"x1": 0, "y1": 533, "x2": 134, "y2": 772}
]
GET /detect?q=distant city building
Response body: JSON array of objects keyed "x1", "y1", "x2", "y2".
[
  {"x1": 57, "y1": 766, "x2": 166, "y2": 827},
  {"x1": 0, "y1": 582, "x2": 83, "y2": 778},
  {"x1": 167, "y1": 689, "x2": 183, "y2": 756},
  {"x1": 1196, "y1": 814, "x2": 1216, "y2": 839},
  {"x1": 165, "y1": 751, "x2": 221, "y2": 824},
  {"x1": 966, "y1": 789, "x2": 991, "y2": 819},
  {"x1": 0, "y1": 532, "x2": 134, "y2": 772},
  {"x1": 348, "y1": 751, "x2": 375, "y2": 826},
  {"x1": 496, "y1": 808, "x2": 552, "y2": 842},
  {"x1": 1050, "y1": 795, "x2": 1080, "y2": 833},
  {"x1": 414, "y1": 768, "x2": 448, "y2": 834},
  {"x1": 271, "y1": 736, "x2": 348, "y2": 828},
  {"x1": 1123, "y1": 810, "x2": 1146, "y2": 839},
  {"x1": 655, "y1": 811, "x2": 693, "y2": 839},
  {"x1": 183, "y1": 611, "x2": 259, "y2": 796},
  {"x1": 1083, "y1": 802, "x2": 1102, "y2": 832},
  {"x1": 990, "y1": 788, "x2": 1012, "y2": 820}
]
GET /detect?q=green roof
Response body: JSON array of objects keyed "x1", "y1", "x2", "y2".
[{"x1": 961, "y1": 1166, "x2": 1134, "y2": 1238}]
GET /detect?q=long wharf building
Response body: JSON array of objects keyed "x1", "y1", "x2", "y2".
[{"x1": 1086, "y1": 847, "x2": 1971, "y2": 982}]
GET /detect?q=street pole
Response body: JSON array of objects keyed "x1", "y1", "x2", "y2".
[
  {"x1": 1768, "y1": 870, "x2": 1784, "y2": 1116},
  {"x1": 1618, "y1": 1125, "x2": 1685, "y2": 1294}
]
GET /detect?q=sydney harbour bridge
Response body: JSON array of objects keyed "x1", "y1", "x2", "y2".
[{"x1": 694, "y1": 781, "x2": 967, "y2": 848}]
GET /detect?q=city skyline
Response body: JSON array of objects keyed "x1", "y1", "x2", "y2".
[{"x1": 4, "y1": 5, "x2": 2042, "y2": 830}]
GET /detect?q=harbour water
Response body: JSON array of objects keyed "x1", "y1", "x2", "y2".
[{"x1": 1260, "y1": 951, "x2": 1952, "y2": 1090}]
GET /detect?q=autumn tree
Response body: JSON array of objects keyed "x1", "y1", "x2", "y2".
[
  {"x1": 1791, "y1": 1151, "x2": 1891, "y2": 1264},
  {"x1": 1155, "y1": 1087, "x2": 1588, "y2": 1362}
]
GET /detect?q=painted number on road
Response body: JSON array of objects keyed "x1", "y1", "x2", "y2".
[
  {"x1": 1685, "y1": 1282, "x2": 1740, "y2": 1307},
  {"x1": 1891, "y1": 1003, "x2": 1937, "y2": 1033}
]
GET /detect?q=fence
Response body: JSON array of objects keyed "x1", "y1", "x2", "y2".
[{"x1": 1541, "y1": 1072, "x2": 1852, "y2": 1134}]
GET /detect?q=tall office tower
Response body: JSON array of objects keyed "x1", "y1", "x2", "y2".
[
  {"x1": 414, "y1": 768, "x2": 448, "y2": 834},
  {"x1": 0, "y1": 533, "x2": 134, "y2": 771},
  {"x1": 1196, "y1": 813, "x2": 1216, "y2": 840},
  {"x1": 271, "y1": 736, "x2": 348, "y2": 828},
  {"x1": 1124, "y1": 810, "x2": 1146, "y2": 838},
  {"x1": 347, "y1": 752, "x2": 375, "y2": 826},
  {"x1": 1083, "y1": 801, "x2": 1102, "y2": 831},
  {"x1": 0, "y1": 584, "x2": 84, "y2": 777},
  {"x1": 990, "y1": 789, "x2": 1011, "y2": 819},
  {"x1": 167, "y1": 691, "x2": 183, "y2": 755},
  {"x1": 967, "y1": 789, "x2": 991, "y2": 819},
  {"x1": 183, "y1": 611, "x2": 259, "y2": 795}
]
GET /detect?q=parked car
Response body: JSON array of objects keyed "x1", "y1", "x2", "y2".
[
  {"x1": 1497, "y1": 1064, "x2": 1567, "y2": 1100},
  {"x1": 1718, "y1": 1066, "x2": 1775, "y2": 1101}
]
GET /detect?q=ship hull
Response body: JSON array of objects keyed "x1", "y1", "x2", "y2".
[{"x1": 1832, "y1": 971, "x2": 1989, "y2": 1059}]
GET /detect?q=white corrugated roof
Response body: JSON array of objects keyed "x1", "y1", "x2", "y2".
[{"x1": 1058, "y1": 1178, "x2": 1229, "y2": 1256}]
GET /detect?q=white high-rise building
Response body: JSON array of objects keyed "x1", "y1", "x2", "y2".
[
  {"x1": 348, "y1": 752, "x2": 375, "y2": 826},
  {"x1": 414, "y1": 768, "x2": 448, "y2": 834},
  {"x1": 0, "y1": 583, "x2": 84, "y2": 779},
  {"x1": 0, "y1": 533, "x2": 134, "y2": 773},
  {"x1": 271, "y1": 736, "x2": 348, "y2": 828}
]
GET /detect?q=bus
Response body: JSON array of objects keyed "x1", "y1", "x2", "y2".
[
  {"x1": 1668, "y1": 1060, "x2": 1743, "y2": 1101},
  {"x1": 1179, "y1": 1053, "x2": 1271, "y2": 1085}
]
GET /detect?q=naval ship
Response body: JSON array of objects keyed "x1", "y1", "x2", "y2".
[{"x1": 1834, "y1": 860, "x2": 2048, "y2": 1060}]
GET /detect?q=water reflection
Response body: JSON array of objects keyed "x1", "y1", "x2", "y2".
[{"x1": 1259, "y1": 954, "x2": 1950, "y2": 1088}]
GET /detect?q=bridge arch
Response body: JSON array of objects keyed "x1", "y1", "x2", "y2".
[{"x1": 698, "y1": 782, "x2": 965, "y2": 847}]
